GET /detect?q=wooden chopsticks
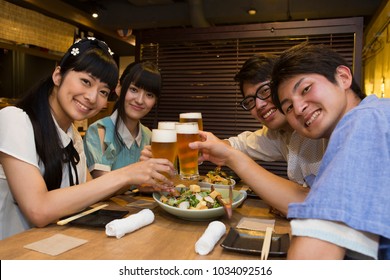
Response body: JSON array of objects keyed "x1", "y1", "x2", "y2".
[
  {"x1": 261, "y1": 226, "x2": 273, "y2": 260},
  {"x1": 57, "y1": 204, "x2": 108, "y2": 225}
]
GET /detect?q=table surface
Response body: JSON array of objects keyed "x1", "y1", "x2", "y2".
[{"x1": 0, "y1": 185, "x2": 290, "y2": 260}]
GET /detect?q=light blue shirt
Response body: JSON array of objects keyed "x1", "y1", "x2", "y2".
[
  {"x1": 83, "y1": 110, "x2": 151, "y2": 172},
  {"x1": 288, "y1": 95, "x2": 390, "y2": 258}
]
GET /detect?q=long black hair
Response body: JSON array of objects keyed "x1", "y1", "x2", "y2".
[
  {"x1": 16, "y1": 38, "x2": 118, "y2": 190},
  {"x1": 113, "y1": 61, "x2": 161, "y2": 145}
]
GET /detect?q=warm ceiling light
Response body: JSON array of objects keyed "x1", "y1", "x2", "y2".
[
  {"x1": 92, "y1": 12, "x2": 99, "y2": 18},
  {"x1": 248, "y1": 8, "x2": 256, "y2": 15}
]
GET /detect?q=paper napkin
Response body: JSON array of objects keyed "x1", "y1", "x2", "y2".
[
  {"x1": 236, "y1": 217, "x2": 275, "y2": 231},
  {"x1": 195, "y1": 221, "x2": 226, "y2": 255},
  {"x1": 24, "y1": 234, "x2": 88, "y2": 256},
  {"x1": 105, "y1": 208, "x2": 154, "y2": 239}
]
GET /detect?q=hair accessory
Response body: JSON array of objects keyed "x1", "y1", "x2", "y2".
[
  {"x1": 60, "y1": 37, "x2": 114, "y2": 66},
  {"x1": 74, "y1": 37, "x2": 114, "y2": 56},
  {"x1": 70, "y1": 48, "x2": 80, "y2": 56}
]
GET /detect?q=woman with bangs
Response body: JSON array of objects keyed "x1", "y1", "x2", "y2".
[
  {"x1": 83, "y1": 61, "x2": 161, "y2": 179},
  {"x1": 0, "y1": 39, "x2": 174, "y2": 240}
]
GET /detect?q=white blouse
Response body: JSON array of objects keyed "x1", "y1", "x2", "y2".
[{"x1": 0, "y1": 106, "x2": 87, "y2": 240}]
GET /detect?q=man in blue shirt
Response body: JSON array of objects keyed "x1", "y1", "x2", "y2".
[{"x1": 271, "y1": 43, "x2": 390, "y2": 259}]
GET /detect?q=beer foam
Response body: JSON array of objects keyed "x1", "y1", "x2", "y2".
[
  {"x1": 175, "y1": 122, "x2": 199, "y2": 134},
  {"x1": 158, "y1": 121, "x2": 178, "y2": 130},
  {"x1": 179, "y1": 112, "x2": 202, "y2": 119},
  {"x1": 152, "y1": 129, "x2": 177, "y2": 142}
]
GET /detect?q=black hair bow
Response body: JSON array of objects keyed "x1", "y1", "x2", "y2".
[{"x1": 63, "y1": 140, "x2": 80, "y2": 186}]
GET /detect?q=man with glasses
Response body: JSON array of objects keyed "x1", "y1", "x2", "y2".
[{"x1": 225, "y1": 54, "x2": 327, "y2": 187}]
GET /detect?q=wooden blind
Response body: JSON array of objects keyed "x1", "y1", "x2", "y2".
[{"x1": 136, "y1": 17, "x2": 363, "y2": 175}]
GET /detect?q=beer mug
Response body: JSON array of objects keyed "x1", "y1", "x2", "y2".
[
  {"x1": 179, "y1": 112, "x2": 203, "y2": 164},
  {"x1": 179, "y1": 112, "x2": 203, "y2": 130},
  {"x1": 157, "y1": 121, "x2": 179, "y2": 170},
  {"x1": 158, "y1": 121, "x2": 178, "y2": 130},
  {"x1": 175, "y1": 122, "x2": 200, "y2": 180},
  {"x1": 151, "y1": 129, "x2": 177, "y2": 178}
]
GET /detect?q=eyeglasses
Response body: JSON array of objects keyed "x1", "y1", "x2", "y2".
[{"x1": 240, "y1": 83, "x2": 271, "y2": 111}]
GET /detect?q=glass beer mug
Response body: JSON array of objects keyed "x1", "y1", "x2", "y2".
[
  {"x1": 151, "y1": 129, "x2": 178, "y2": 178},
  {"x1": 179, "y1": 112, "x2": 203, "y2": 130},
  {"x1": 175, "y1": 122, "x2": 200, "y2": 180}
]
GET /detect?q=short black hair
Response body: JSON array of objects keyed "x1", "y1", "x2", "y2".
[
  {"x1": 271, "y1": 43, "x2": 365, "y2": 112},
  {"x1": 234, "y1": 53, "x2": 278, "y2": 97}
]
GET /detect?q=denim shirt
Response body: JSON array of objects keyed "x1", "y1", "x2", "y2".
[{"x1": 287, "y1": 95, "x2": 390, "y2": 258}]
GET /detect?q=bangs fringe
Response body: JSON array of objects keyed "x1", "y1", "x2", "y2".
[
  {"x1": 129, "y1": 65, "x2": 161, "y2": 97},
  {"x1": 73, "y1": 49, "x2": 119, "y2": 90}
]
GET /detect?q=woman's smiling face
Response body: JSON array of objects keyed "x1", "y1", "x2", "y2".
[
  {"x1": 124, "y1": 83, "x2": 156, "y2": 122},
  {"x1": 51, "y1": 68, "x2": 110, "y2": 131}
]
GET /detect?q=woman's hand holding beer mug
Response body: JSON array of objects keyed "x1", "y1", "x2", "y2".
[{"x1": 133, "y1": 129, "x2": 177, "y2": 193}]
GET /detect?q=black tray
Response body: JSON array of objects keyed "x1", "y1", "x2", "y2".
[
  {"x1": 221, "y1": 227, "x2": 290, "y2": 257},
  {"x1": 68, "y1": 209, "x2": 129, "y2": 228}
]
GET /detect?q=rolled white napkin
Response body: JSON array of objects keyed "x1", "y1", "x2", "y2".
[
  {"x1": 105, "y1": 209, "x2": 154, "y2": 239},
  {"x1": 195, "y1": 221, "x2": 226, "y2": 255}
]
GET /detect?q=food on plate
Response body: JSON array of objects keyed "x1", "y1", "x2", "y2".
[
  {"x1": 200, "y1": 167, "x2": 233, "y2": 185},
  {"x1": 159, "y1": 184, "x2": 224, "y2": 210}
]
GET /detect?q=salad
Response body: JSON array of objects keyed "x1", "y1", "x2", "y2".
[
  {"x1": 200, "y1": 167, "x2": 233, "y2": 185},
  {"x1": 159, "y1": 184, "x2": 222, "y2": 210}
]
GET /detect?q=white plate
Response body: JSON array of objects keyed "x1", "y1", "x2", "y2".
[
  {"x1": 197, "y1": 178, "x2": 236, "y2": 189},
  {"x1": 153, "y1": 188, "x2": 247, "y2": 221}
]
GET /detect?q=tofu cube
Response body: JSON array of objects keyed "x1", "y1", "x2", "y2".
[{"x1": 189, "y1": 184, "x2": 201, "y2": 192}]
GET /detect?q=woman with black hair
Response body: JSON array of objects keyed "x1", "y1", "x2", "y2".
[
  {"x1": 0, "y1": 38, "x2": 174, "y2": 240},
  {"x1": 84, "y1": 61, "x2": 161, "y2": 178}
]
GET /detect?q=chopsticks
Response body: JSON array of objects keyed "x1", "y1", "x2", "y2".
[
  {"x1": 57, "y1": 204, "x2": 108, "y2": 225},
  {"x1": 261, "y1": 226, "x2": 273, "y2": 260},
  {"x1": 110, "y1": 197, "x2": 129, "y2": 207}
]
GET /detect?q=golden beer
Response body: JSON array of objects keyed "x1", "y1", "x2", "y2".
[
  {"x1": 179, "y1": 112, "x2": 203, "y2": 130},
  {"x1": 157, "y1": 122, "x2": 179, "y2": 169},
  {"x1": 176, "y1": 122, "x2": 200, "y2": 180},
  {"x1": 151, "y1": 129, "x2": 177, "y2": 178}
]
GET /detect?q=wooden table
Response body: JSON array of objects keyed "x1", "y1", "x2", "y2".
[{"x1": 0, "y1": 186, "x2": 290, "y2": 260}]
